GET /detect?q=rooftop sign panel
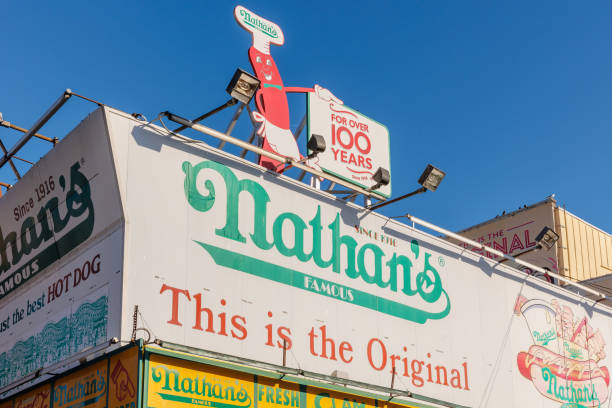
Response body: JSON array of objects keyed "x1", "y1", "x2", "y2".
[{"x1": 307, "y1": 94, "x2": 391, "y2": 197}]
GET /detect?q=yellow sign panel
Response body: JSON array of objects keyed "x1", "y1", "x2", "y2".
[
  {"x1": 306, "y1": 387, "x2": 375, "y2": 408},
  {"x1": 109, "y1": 347, "x2": 139, "y2": 408},
  {"x1": 52, "y1": 360, "x2": 107, "y2": 408},
  {"x1": 147, "y1": 354, "x2": 254, "y2": 408},
  {"x1": 13, "y1": 383, "x2": 51, "y2": 408},
  {"x1": 146, "y1": 353, "x2": 419, "y2": 408},
  {"x1": 256, "y1": 377, "x2": 303, "y2": 408}
]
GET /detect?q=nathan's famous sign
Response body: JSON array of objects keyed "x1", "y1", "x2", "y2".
[
  {"x1": 0, "y1": 162, "x2": 95, "y2": 300},
  {"x1": 182, "y1": 160, "x2": 449, "y2": 324}
]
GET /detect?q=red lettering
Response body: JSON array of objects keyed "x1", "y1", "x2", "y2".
[
  {"x1": 367, "y1": 337, "x2": 386, "y2": 371},
  {"x1": 339, "y1": 341, "x2": 353, "y2": 363},
  {"x1": 47, "y1": 283, "x2": 55, "y2": 303},
  {"x1": 525, "y1": 230, "x2": 537, "y2": 248},
  {"x1": 509, "y1": 234, "x2": 525, "y2": 252},
  {"x1": 192, "y1": 293, "x2": 214, "y2": 332},
  {"x1": 54, "y1": 279, "x2": 63, "y2": 298},
  {"x1": 336, "y1": 126, "x2": 352, "y2": 149},
  {"x1": 277, "y1": 326, "x2": 292, "y2": 349},
  {"x1": 159, "y1": 284, "x2": 191, "y2": 326},
  {"x1": 319, "y1": 325, "x2": 336, "y2": 360},
  {"x1": 231, "y1": 315, "x2": 247, "y2": 340},
  {"x1": 348, "y1": 153, "x2": 357, "y2": 166},
  {"x1": 308, "y1": 327, "x2": 318, "y2": 356},
  {"x1": 63, "y1": 272, "x2": 71, "y2": 293},
  {"x1": 354, "y1": 132, "x2": 371, "y2": 154}
]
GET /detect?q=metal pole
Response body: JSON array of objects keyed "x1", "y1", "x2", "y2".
[
  {"x1": 0, "y1": 138, "x2": 20, "y2": 179},
  {"x1": 240, "y1": 105, "x2": 262, "y2": 158},
  {"x1": 0, "y1": 115, "x2": 57, "y2": 144},
  {"x1": 367, "y1": 187, "x2": 427, "y2": 211},
  {"x1": 218, "y1": 103, "x2": 246, "y2": 149},
  {"x1": 173, "y1": 98, "x2": 238, "y2": 133},
  {"x1": 0, "y1": 182, "x2": 12, "y2": 198},
  {"x1": 293, "y1": 115, "x2": 306, "y2": 141},
  {"x1": 0, "y1": 89, "x2": 72, "y2": 170},
  {"x1": 164, "y1": 112, "x2": 288, "y2": 163},
  {"x1": 161, "y1": 112, "x2": 387, "y2": 201},
  {"x1": 497, "y1": 245, "x2": 541, "y2": 264}
]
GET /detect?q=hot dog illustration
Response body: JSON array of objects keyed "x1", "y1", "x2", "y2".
[
  {"x1": 515, "y1": 296, "x2": 609, "y2": 406},
  {"x1": 234, "y1": 6, "x2": 342, "y2": 172}
]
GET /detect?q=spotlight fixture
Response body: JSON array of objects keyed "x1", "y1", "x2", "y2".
[
  {"x1": 535, "y1": 227, "x2": 559, "y2": 250},
  {"x1": 341, "y1": 167, "x2": 389, "y2": 202},
  {"x1": 226, "y1": 68, "x2": 260, "y2": 104},
  {"x1": 367, "y1": 164, "x2": 444, "y2": 211},
  {"x1": 371, "y1": 167, "x2": 390, "y2": 189},
  {"x1": 306, "y1": 134, "x2": 326, "y2": 158},
  {"x1": 498, "y1": 226, "x2": 559, "y2": 264},
  {"x1": 418, "y1": 164, "x2": 446, "y2": 192}
]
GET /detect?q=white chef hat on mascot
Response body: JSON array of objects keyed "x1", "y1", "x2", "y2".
[{"x1": 234, "y1": 6, "x2": 285, "y2": 55}]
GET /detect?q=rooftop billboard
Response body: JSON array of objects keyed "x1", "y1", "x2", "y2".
[
  {"x1": 0, "y1": 110, "x2": 124, "y2": 389},
  {"x1": 101, "y1": 107, "x2": 612, "y2": 408}
]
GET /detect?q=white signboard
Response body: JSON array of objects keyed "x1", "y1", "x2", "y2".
[
  {"x1": 100, "y1": 107, "x2": 612, "y2": 408},
  {"x1": 307, "y1": 93, "x2": 391, "y2": 197},
  {"x1": 0, "y1": 108, "x2": 124, "y2": 387},
  {"x1": 0, "y1": 110, "x2": 123, "y2": 301}
]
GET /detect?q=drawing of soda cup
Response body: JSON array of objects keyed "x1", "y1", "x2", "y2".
[{"x1": 520, "y1": 299, "x2": 561, "y2": 354}]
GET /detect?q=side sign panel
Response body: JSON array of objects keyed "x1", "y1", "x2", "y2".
[
  {"x1": 146, "y1": 354, "x2": 254, "y2": 408},
  {"x1": 0, "y1": 109, "x2": 122, "y2": 300},
  {"x1": 108, "y1": 347, "x2": 139, "y2": 408},
  {"x1": 13, "y1": 384, "x2": 51, "y2": 408},
  {"x1": 52, "y1": 360, "x2": 108, "y2": 408},
  {"x1": 0, "y1": 108, "x2": 124, "y2": 387}
]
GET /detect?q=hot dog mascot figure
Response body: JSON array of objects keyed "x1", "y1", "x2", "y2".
[{"x1": 234, "y1": 5, "x2": 342, "y2": 172}]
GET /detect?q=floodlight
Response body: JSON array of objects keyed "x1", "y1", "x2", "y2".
[
  {"x1": 367, "y1": 164, "x2": 444, "y2": 211},
  {"x1": 372, "y1": 167, "x2": 390, "y2": 187},
  {"x1": 226, "y1": 68, "x2": 260, "y2": 104},
  {"x1": 535, "y1": 227, "x2": 559, "y2": 250},
  {"x1": 307, "y1": 134, "x2": 326, "y2": 157},
  {"x1": 497, "y1": 226, "x2": 559, "y2": 265},
  {"x1": 418, "y1": 164, "x2": 445, "y2": 192}
]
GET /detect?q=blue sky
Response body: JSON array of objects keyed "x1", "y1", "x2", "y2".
[{"x1": 1, "y1": 1, "x2": 611, "y2": 233}]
